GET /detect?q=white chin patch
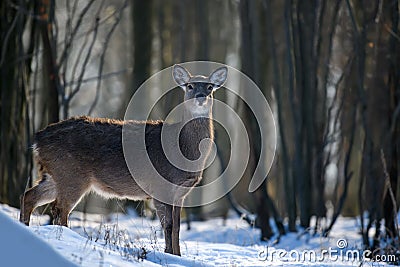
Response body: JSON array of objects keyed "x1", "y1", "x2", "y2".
[{"x1": 191, "y1": 105, "x2": 209, "y2": 117}]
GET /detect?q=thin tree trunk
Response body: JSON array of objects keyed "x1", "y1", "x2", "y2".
[
  {"x1": 240, "y1": 0, "x2": 274, "y2": 240},
  {"x1": 39, "y1": 0, "x2": 60, "y2": 124},
  {"x1": 264, "y1": 0, "x2": 296, "y2": 232},
  {"x1": 128, "y1": 0, "x2": 153, "y2": 216},
  {"x1": 130, "y1": 0, "x2": 153, "y2": 102}
]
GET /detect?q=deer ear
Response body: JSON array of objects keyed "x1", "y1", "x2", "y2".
[
  {"x1": 209, "y1": 66, "x2": 228, "y2": 89},
  {"x1": 173, "y1": 65, "x2": 191, "y2": 89}
]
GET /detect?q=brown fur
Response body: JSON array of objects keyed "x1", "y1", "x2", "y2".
[{"x1": 20, "y1": 65, "x2": 228, "y2": 256}]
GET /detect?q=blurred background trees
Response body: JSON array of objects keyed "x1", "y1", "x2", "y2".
[{"x1": 0, "y1": 0, "x2": 399, "y2": 252}]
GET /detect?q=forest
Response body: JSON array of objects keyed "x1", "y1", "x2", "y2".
[{"x1": 0, "y1": 0, "x2": 399, "y2": 264}]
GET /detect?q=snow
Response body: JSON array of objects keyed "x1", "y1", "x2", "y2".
[
  {"x1": 0, "y1": 208, "x2": 73, "y2": 267},
  {"x1": 0, "y1": 204, "x2": 397, "y2": 266}
]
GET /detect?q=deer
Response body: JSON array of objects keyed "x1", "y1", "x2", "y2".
[{"x1": 19, "y1": 64, "x2": 228, "y2": 256}]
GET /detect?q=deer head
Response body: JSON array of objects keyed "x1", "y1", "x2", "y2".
[{"x1": 173, "y1": 65, "x2": 228, "y2": 118}]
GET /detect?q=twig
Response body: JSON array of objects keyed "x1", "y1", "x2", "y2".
[
  {"x1": 88, "y1": 0, "x2": 129, "y2": 115},
  {"x1": 322, "y1": 54, "x2": 355, "y2": 175},
  {"x1": 58, "y1": 0, "x2": 96, "y2": 67},
  {"x1": 323, "y1": 95, "x2": 357, "y2": 236},
  {"x1": 60, "y1": 0, "x2": 74, "y2": 96},
  {"x1": 384, "y1": 23, "x2": 400, "y2": 42},
  {"x1": 65, "y1": 1, "x2": 103, "y2": 100},
  {"x1": 67, "y1": 23, "x2": 92, "y2": 97},
  {"x1": 68, "y1": 15, "x2": 100, "y2": 101},
  {"x1": 65, "y1": 68, "x2": 132, "y2": 87},
  {"x1": 380, "y1": 149, "x2": 399, "y2": 238},
  {"x1": 0, "y1": 6, "x2": 21, "y2": 67}
]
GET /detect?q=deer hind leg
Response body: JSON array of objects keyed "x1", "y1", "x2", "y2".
[
  {"x1": 154, "y1": 200, "x2": 173, "y2": 254},
  {"x1": 20, "y1": 174, "x2": 57, "y2": 225},
  {"x1": 172, "y1": 204, "x2": 182, "y2": 256}
]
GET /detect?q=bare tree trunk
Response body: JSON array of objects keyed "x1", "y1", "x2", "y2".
[
  {"x1": 264, "y1": 0, "x2": 297, "y2": 232},
  {"x1": 186, "y1": 0, "x2": 211, "y2": 225},
  {"x1": 132, "y1": 0, "x2": 152, "y2": 94},
  {"x1": 0, "y1": 0, "x2": 33, "y2": 206},
  {"x1": 382, "y1": 0, "x2": 399, "y2": 241},
  {"x1": 128, "y1": 0, "x2": 153, "y2": 216},
  {"x1": 39, "y1": 0, "x2": 60, "y2": 124},
  {"x1": 240, "y1": 0, "x2": 275, "y2": 240},
  {"x1": 343, "y1": 0, "x2": 400, "y2": 251}
]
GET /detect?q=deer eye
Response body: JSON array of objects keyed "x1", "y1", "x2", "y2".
[
  {"x1": 187, "y1": 84, "x2": 194, "y2": 90},
  {"x1": 207, "y1": 85, "x2": 213, "y2": 91}
]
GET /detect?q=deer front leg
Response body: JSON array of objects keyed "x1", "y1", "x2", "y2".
[
  {"x1": 154, "y1": 200, "x2": 173, "y2": 254},
  {"x1": 172, "y1": 204, "x2": 182, "y2": 256},
  {"x1": 51, "y1": 203, "x2": 68, "y2": 227}
]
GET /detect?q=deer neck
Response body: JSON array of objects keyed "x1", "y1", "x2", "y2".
[{"x1": 179, "y1": 110, "x2": 214, "y2": 162}]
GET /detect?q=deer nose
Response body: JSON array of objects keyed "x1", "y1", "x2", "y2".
[{"x1": 195, "y1": 93, "x2": 207, "y2": 105}]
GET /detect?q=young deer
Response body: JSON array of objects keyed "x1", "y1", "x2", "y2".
[{"x1": 20, "y1": 65, "x2": 228, "y2": 256}]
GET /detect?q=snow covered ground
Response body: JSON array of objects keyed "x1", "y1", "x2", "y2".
[{"x1": 0, "y1": 203, "x2": 397, "y2": 266}]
